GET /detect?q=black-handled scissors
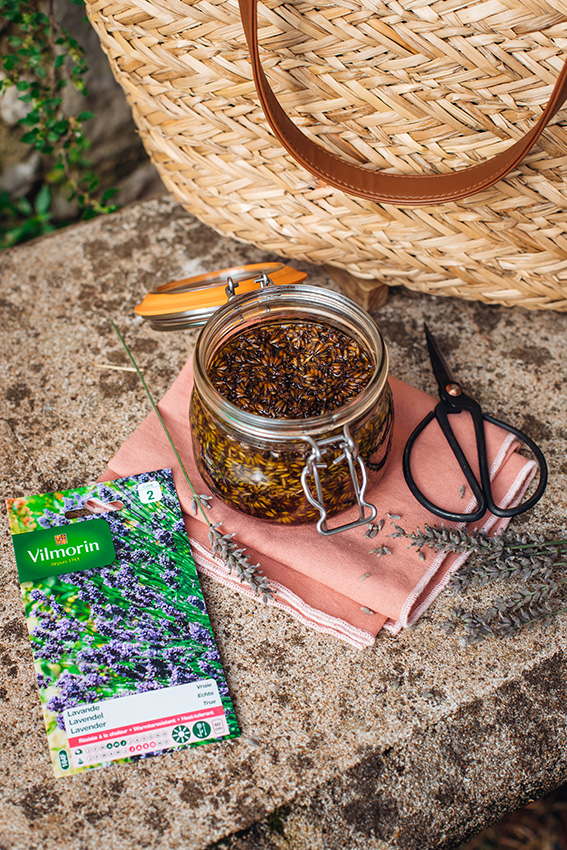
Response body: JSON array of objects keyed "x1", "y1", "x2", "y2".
[{"x1": 402, "y1": 324, "x2": 548, "y2": 523}]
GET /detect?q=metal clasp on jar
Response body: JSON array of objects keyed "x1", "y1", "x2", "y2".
[
  {"x1": 300, "y1": 425, "x2": 377, "y2": 535},
  {"x1": 225, "y1": 271, "x2": 273, "y2": 299}
]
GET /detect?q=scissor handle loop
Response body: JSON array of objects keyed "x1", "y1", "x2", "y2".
[
  {"x1": 402, "y1": 405, "x2": 548, "y2": 524},
  {"x1": 482, "y1": 413, "x2": 548, "y2": 518},
  {"x1": 403, "y1": 409, "x2": 487, "y2": 523}
]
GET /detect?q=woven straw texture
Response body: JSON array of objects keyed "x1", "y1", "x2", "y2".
[{"x1": 85, "y1": 0, "x2": 567, "y2": 309}]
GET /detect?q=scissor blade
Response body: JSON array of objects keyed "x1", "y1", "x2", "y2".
[{"x1": 423, "y1": 323, "x2": 458, "y2": 394}]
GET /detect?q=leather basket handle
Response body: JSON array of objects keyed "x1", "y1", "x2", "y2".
[{"x1": 239, "y1": 0, "x2": 567, "y2": 205}]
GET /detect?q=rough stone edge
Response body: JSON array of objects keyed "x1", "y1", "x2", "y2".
[{"x1": 206, "y1": 649, "x2": 567, "y2": 850}]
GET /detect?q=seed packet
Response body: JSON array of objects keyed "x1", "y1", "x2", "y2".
[{"x1": 6, "y1": 469, "x2": 240, "y2": 778}]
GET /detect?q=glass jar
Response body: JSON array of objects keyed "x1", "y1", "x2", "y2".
[{"x1": 190, "y1": 283, "x2": 394, "y2": 534}]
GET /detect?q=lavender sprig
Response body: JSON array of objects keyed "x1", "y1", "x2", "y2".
[
  {"x1": 390, "y1": 522, "x2": 567, "y2": 564},
  {"x1": 111, "y1": 321, "x2": 273, "y2": 600},
  {"x1": 389, "y1": 522, "x2": 498, "y2": 555},
  {"x1": 191, "y1": 495, "x2": 212, "y2": 515},
  {"x1": 442, "y1": 592, "x2": 563, "y2": 645},
  {"x1": 449, "y1": 556, "x2": 560, "y2": 594},
  {"x1": 208, "y1": 522, "x2": 272, "y2": 602},
  {"x1": 391, "y1": 522, "x2": 567, "y2": 642}
]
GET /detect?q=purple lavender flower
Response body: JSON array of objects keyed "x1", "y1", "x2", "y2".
[
  {"x1": 154, "y1": 528, "x2": 174, "y2": 547},
  {"x1": 63, "y1": 495, "x2": 86, "y2": 511},
  {"x1": 95, "y1": 484, "x2": 120, "y2": 502},
  {"x1": 36, "y1": 510, "x2": 62, "y2": 528},
  {"x1": 30, "y1": 589, "x2": 48, "y2": 602},
  {"x1": 168, "y1": 667, "x2": 199, "y2": 687},
  {"x1": 187, "y1": 623, "x2": 214, "y2": 646},
  {"x1": 197, "y1": 660, "x2": 218, "y2": 678},
  {"x1": 24, "y1": 471, "x2": 230, "y2": 737}
]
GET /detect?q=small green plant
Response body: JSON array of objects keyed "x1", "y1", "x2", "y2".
[
  {"x1": 0, "y1": 184, "x2": 54, "y2": 247},
  {"x1": 0, "y1": 0, "x2": 118, "y2": 248}
]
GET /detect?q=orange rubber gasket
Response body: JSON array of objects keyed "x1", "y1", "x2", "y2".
[{"x1": 135, "y1": 263, "x2": 306, "y2": 318}]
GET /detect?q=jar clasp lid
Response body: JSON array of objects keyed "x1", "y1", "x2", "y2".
[
  {"x1": 225, "y1": 271, "x2": 273, "y2": 300},
  {"x1": 135, "y1": 263, "x2": 306, "y2": 330},
  {"x1": 300, "y1": 426, "x2": 377, "y2": 535}
]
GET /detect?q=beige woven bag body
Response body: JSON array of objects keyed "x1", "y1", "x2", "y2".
[{"x1": 85, "y1": 0, "x2": 567, "y2": 310}]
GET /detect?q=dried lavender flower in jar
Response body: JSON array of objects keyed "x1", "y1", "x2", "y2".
[
  {"x1": 190, "y1": 287, "x2": 394, "y2": 526},
  {"x1": 208, "y1": 321, "x2": 374, "y2": 418}
]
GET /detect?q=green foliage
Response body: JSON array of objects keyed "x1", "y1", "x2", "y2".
[
  {"x1": 0, "y1": 184, "x2": 55, "y2": 247},
  {"x1": 0, "y1": 0, "x2": 118, "y2": 248}
]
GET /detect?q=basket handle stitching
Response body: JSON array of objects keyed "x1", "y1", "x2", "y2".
[{"x1": 239, "y1": 0, "x2": 567, "y2": 206}]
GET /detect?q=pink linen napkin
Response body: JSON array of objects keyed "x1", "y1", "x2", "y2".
[{"x1": 98, "y1": 359, "x2": 537, "y2": 648}]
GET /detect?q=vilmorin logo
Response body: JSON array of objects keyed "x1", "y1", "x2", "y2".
[
  {"x1": 13, "y1": 519, "x2": 116, "y2": 582},
  {"x1": 27, "y1": 538, "x2": 100, "y2": 563}
]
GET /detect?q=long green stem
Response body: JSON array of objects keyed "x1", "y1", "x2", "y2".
[
  {"x1": 110, "y1": 320, "x2": 212, "y2": 526},
  {"x1": 110, "y1": 320, "x2": 272, "y2": 600}
]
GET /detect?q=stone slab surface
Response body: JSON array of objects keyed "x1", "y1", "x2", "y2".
[{"x1": 1, "y1": 195, "x2": 567, "y2": 850}]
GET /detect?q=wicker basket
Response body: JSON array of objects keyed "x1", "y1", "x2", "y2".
[{"x1": 85, "y1": 0, "x2": 567, "y2": 310}]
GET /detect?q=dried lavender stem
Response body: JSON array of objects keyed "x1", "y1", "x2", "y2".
[
  {"x1": 390, "y1": 523, "x2": 567, "y2": 558},
  {"x1": 394, "y1": 521, "x2": 567, "y2": 641},
  {"x1": 111, "y1": 320, "x2": 209, "y2": 524},
  {"x1": 446, "y1": 598, "x2": 566, "y2": 644},
  {"x1": 111, "y1": 321, "x2": 272, "y2": 599},
  {"x1": 503, "y1": 604, "x2": 567, "y2": 630},
  {"x1": 494, "y1": 539, "x2": 567, "y2": 551}
]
